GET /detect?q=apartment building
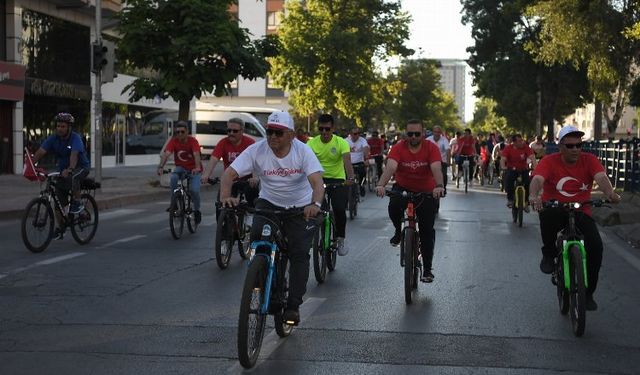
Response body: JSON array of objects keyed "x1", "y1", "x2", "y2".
[
  {"x1": 566, "y1": 104, "x2": 638, "y2": 140},
  {"x1": 436, "y1": 59, "x2": 466, "y2": 121}
]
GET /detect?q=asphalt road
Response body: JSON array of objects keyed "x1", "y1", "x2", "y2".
[{"x1": 1, "y1": 182, "x2": 639, "y2": 374}]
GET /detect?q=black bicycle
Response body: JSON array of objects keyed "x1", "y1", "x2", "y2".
[
  {"x1": 511, "y1": 170, "x2": 528, "y2": 228},
  {"x1": 164, "y1": 170, "x2": 199, "y2": 239},
  {"x1": 214, "y1": 179, "x2": 253, "y2": 269},
  {"x1": 312, "y1": 183, "x2": 341, "y2": 283},
  {"x1": 21, "y1": 171, "x2": 99, "y2": 253}
]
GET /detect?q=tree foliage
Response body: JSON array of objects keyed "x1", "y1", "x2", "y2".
[
  {"x1": 271, "y1": 0, "x2": 412, "y2": 126},
  {"x1": 116, "y1": 0, "x2": 278, "y2": 120},
  {"x1": 469, "y1": 97, "x2": 509, "y2": 135}
]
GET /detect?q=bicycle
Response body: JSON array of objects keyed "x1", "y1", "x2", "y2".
[
  {"x1": 312, "y1": 183, "x2": 341, "y2": 283},
  {"x1": 348, "y1": 182, "x2": 360, "y2": 220},
  {"x1": 487, "y1": 160, "x2": 495, "y2": 186},
  {"x1": 214, "y1": 179, "x2": 253, "y2": 269},
  {"x1": 386, "y1": 190, "x2": 433, "y2": 305},
  {"x1": 21, "y1": 171, "x2": 99, "y2": 253},
  {"x1": 456, "y1": 155, "x2": 473, "y2": 193},
  {"x1": 512, "y1": 170, "x2": 527, "y2": 227},
  {"x1": 366, "y1": 158, "x2": 378, "y2": 193},
  {"x1": 236, "y1": 205, "x2": 319, "y2": 369},
  {"x1": 544, "y1": 199, "x2": 607, "y2": 337},
  {"x1": 164, "y1": 169, "x2": 200, "y2": 239}
]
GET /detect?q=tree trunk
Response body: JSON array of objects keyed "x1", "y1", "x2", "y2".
[
  {"x1": 594, "y1": 100, "x2": 602, "y2": 140},
  {"x1": 178, "y1": 100, "x2": 190, "y2": 122}
]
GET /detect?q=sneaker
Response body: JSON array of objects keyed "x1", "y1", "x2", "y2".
[
  {"x1": 69, "y1": 200, "x2": 84, "y2": 214},
  {"x1": 507, "y1": 201, "x2": 513, "y2": 209},
  {"x1": 540, "y1": 255, "x2": 554, "y2": 274},
  {"x1": 194, "y1": 210, "x2": 202, "y2": 224},
  {"x1": 421, "y1": 270, "x2": 434, "y2": 283},
  {"x1": 586, "y1": 294, "x2": 598, "y2": 311},
  {"x1": 53, "y1": 227, "x2": 64, "y2": 240},
  {"x1": 283, "y1": 308, "x2": 300, "y2": 326},
  {"x1": 390, "y1": 231, "x2": 401, "y2": 247},
  {"x1": 360, "y1": 186, "x2": 366, "y2": 197},
  {"x1": 336, "y1": 237, "x2": 348, "y2": 256}
]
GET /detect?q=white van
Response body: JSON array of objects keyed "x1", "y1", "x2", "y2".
[
  {"x1": 195, "y1": 102, "x2": 280, "y2": 127},
  {"x1": 193, "y1": 111, "x2": 266, "y2": 158}
]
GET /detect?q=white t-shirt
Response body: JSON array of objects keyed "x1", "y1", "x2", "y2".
[
  {"x1": 230, "y1": 139, "x2": 324, "y2": 208},
  {"x1": 346, "y1": 136, "x2": 369, "y2": 164},
  {"x1": 427, "y1": 135, "x2": 450, "y2": 163}
]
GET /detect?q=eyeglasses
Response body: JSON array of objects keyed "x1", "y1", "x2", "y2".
[
  {"x1": 406, "y1": 132, "x2": 422, "y2": 138},
  {"x1": 352, "y1": 132, "x2": 360, "y2": 135},
  {"x1": 318, "y1": 127, "x2": 332, "y2": 132},
  {"x1": 227, "y1": 129, "x2": 240, "y2": 134},
  {"x1": 175, "y1": 130, "x2": 186, "y2": 134},
  {"x1": 562, "y1": 142, "x2": 583, "y2": 149},
  {"x1": 266, "y1": 128, "x2": 285, "y2": 137}
]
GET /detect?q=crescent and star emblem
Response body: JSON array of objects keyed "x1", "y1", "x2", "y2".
[
  {"x1": 177, "y1": 150, "x2": 190, "y2": 162},
  {"x1": 556, "y1": 176, "x2": 589, "y2": 197}
]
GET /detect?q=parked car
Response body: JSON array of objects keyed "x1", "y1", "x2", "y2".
[{"x1": 193, "y1": 111, "x2": 266, "y2": 158}]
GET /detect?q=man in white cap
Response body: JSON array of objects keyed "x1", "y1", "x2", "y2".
[
  {"x1": 220, "y1": 110, "x2": 325, "y2": 325},
  {"x1": 529, "y1": 125, "x2": 620, "y2": 311}
]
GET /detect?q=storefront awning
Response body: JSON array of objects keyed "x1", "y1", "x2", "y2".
[{"x1": 0, "y1": 62, "x2": 26, "y2": 102}]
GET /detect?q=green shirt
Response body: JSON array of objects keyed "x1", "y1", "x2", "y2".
[{"x1": 307, "y1": 134, "x2": 350, "y2": 179}]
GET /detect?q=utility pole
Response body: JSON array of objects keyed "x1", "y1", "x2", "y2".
[
  {"x1": 94, "y1": 0, "x2": 103, "y2": 183},
  {"x1": 536, "y1": 74, "x2": 542, "y2": 138}
]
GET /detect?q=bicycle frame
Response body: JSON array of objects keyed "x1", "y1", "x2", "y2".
[
  {"x1": 248, "y1": 234, "x2": 279, "y2": 315},
  {"x1": 514, "y1": 174, "x2": 526, "y2": 209},
  {"x1": 560, "y1": 239, "x2": 588, "y2": 290}
]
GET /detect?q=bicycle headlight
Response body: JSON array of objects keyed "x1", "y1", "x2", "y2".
[
  {"x1": 573, "y1": 202, "x2": 581, "y2": 209},
  {"x1": 261, "y1": 224, "x2": 272, "y2": 237}
]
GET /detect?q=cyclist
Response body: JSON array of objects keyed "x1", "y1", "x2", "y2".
[
  {"x1": 529, "y1": 135, "x2": 546, "y2": 160},
  {"x1": 454, "y1": 128, "x2": 477, "y2": 186},
  {"x1": 157, "y1": 121, "x2": 203, "y2": 224},
  {"x1": 449, "y1": 131, "x2": 461, "y2": 179},
  {"x1": 367, "y1": 130, "x2": 386, "y2": 179},
  {"x1": 345, "y1": 127, "x2": 370, "y2": 197},
  {"x1": 375, "y1": 119, "x2": 445, "y2": 283},
  {"x1": 501, "y1": 134, "x2": 536, "y2": 210},
  {"x1": 307, "y1": 114, "x2": 355, "y2": 256},
  {"x1": 529, "y1": 125, "x2": 620, "y2": 311},
  {"x1": 426, "y1": 125, "x2": 450, "y2": 195},
  {"x1": 220, "y1": 110, "x2": 324, "y2": 325},
  {"x1": 31, "y1": 112, "x2": 90, "y2": 219},
  {"x1": 201, "y1": 117, "x2": 258, "y2": 219}
]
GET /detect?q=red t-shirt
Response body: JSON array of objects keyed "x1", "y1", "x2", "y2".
[
  {"x1": 367, "y1": 137, "x2": 385, "y2": 156},
  {"x1": 502, "y1": 144, "x2": 533, "y2": 170},
  {"x1": 532, "y1": 153, "x2": 605, "y2": 216},
  {"x1": 457, "y1": 136, "x2": 476, "y2": 156},
  {"x1": 166, "y1": 136, "x2": 200, "y2": 170},
  {"x1": 388, "y1": 139, "x2": 441, "y2": 192},
  {"x1": 212, "y1": 135, "x2": 255, "y2": 169}
]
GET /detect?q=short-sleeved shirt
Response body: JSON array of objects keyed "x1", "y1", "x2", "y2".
[
  {"x1": 166, "y1": 136, "x2": 200, "y2": 170},
  {"x1": 532, "y1": 153, "x2": 605, "y2": 216},
  {"x1": 41, "y1": 132, "x2": 90, "y2": 171},
  {"x1": 457, "y1": 136, "x2": 476, "y2": 156},
  {"x1": 388, "y1": 139, "x2": 441, "y2": 192},
  {"x1": 426, "y1": 135, "x2": 450, "y2": 163},
  {"x1": 230, "y1": 139, "x2": 324, "y2": 207},
  {"x1": 502, "y1": 144, "x2": 533, "y2": 170},
  {"x1": 367, "y1": 137, "x2": 385, "y2": 156},
  {"x1": 307, "y1": 135, "x2": 350, "y2": 179},
  {"x1": 346, "y1": 136, "x2": 369, "y2": 164},
  {"x1": 211, "y1": 135, "x2": 255, "y2": 170}
]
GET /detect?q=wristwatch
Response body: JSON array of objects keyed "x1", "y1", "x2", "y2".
[{"x1": 312, "y1": 201, "x2": 322, "y2": 208}]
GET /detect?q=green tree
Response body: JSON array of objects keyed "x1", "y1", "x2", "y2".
[
  {"x1": 116, "y1": 0, "x2": 278, "y2": 120},
  {"x1": 526, "y1": 0, "x2": 640, "y2": 137},
  {"x1": 271, "y1": 0, "x2": 412, "y2": 126},
  {"x1": 469, "y1": 97, "x2": 509, "y2": 135}
]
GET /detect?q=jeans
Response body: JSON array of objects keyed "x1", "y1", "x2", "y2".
[
  {"x1": 55, "y1": 167, "x2": 90, "y2": 206},
  {"x1": 171, "y1": 166, "x2": 201, "y2": 211},
  {"x1": 505, "y1": 169, "x2": 529, "y2": 202},
  {"x1": 373, "y1": 155, "x2": 384, "y2": 178}
]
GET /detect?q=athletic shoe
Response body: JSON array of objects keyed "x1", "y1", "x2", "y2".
[
  {"x1": 390, "y1": 232, "x2": 401, "y2": 247},
  {"x1": 283, "y1": 308, "x2": 300, "y2": 326},
  {"x1": 586, "y1": 294, "x2": 598, "y2": 311},
  {"x1": 194, "y1": 210, "x2": 202, "y2": 224},
  {"x1": 69, "y1": 200, "x2": 84, "y2": 214},
  {"x1": 540, "y1": 255, "x2": 554, "y2": 274},
  {"x1": 336, "y1": 237, "x2": 348, "y2": 256},
  {"x1": 421, "y1": 270, "x2": 434, "y2": 283}
]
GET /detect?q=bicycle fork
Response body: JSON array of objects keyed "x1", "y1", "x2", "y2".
[
  {"x1": 249, "y1": 224, "x2": 278, "y2": 315},
  {"x1": 561, "y1": 240, "x2": 589, "y2": 290}
]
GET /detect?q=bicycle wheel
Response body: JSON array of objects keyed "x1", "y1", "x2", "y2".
[
  {"x1": 21, "y1": 197, "x2": 54, "y2": 253},
  {"x1": 327, "y1": 215, "x2": 337, "y2": 271},
  {"x1": 237, "y1": 256, "x2": 268, "y2": 369},
  {"x1": 186, "y1": 198, "x2": 197, "y2": 234},
  {"x1": 312, "y1": 226, "x2": 327, "y2": 284},
  {"x1": 555, "y1": 256, "x2": 570, "y2": 315},
  {"x1": 169, "y1": 191, "x2": 185, "y2": 239},
  {"x1": 569, "y1": 245, "x2": 586, "y2": 337},
  {"x1": 348, "y1": 187, "x2": 356, "y2": 220},
  {"x1": 237, "y1": 213, "x2": 252, "y2": 260},
  {"x1": 215, "y1": 210, "x2": 235, "y2": 269},
  {"x1": 403, "y1": 228, "x2": 416, "y2": 305},
  {"x1": 274, "y1": 256, "x2": 294, "y2": 337},
  {"x1": 70, "y1": 194, "x2": 99, "y2": 244},
  {"x1": 464, "y1": 167, "x2": 469, "y2": 194}
]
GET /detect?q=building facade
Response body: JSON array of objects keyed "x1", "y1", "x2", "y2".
[
  {"x1": 437, "y1": 59, "x2": 466, "y2": 121},
  {"x1": 566, "y1": 104, "x2": 638, "y2": 140}
]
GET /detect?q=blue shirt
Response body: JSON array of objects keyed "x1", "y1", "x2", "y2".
[{"x1": 41, "y1": 132, "x2": 90, "y2": 171}]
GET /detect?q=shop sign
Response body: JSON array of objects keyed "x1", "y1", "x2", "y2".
[
  {"x1": 0, "y1": 62, "x2": 26, "y2": 101},
  {"x1": 26, "y1": 78, "x2": 91, "y2": 101}
]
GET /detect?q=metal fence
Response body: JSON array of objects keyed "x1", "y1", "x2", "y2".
[{"x1": 580, "y1": 139, "x2": 640, "y2": 193}]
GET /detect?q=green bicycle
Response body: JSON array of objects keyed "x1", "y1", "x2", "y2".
[{"x1": 312, "y1": 183, "x2": 341, "y2": 283}]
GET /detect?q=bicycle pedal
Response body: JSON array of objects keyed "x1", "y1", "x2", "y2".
[{"x1": 285, "y1": 319, "x2": 299, "y2": 326}]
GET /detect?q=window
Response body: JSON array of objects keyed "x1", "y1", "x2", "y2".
[
  {"x1": 244, "y1": 123, "x2": 263, "y2": 137},
  {"x1": 196, "y1": 121, "x2": 227, "y2": 135},
  {"x1": 267, "y1": 11, "x2": 283, "y2": 31}
]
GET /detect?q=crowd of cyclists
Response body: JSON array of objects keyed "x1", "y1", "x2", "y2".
[{"x1": 34, "y1": 110, "x2": 621, "y2": 323}]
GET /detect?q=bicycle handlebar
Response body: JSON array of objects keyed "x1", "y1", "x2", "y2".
[
  {"x1": 542, "y1": 199, "x2": 609, "y2": 209},
  {"x1": 222, "y1": 202, "x2": 327, "y2": 218},
  {"x1": 385, "y1": 190, "x2": 434, "y2": 199}
]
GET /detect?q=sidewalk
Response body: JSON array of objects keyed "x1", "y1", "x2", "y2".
[
  {"x1": 592, "y1": 191, "x2": 640, "y2": 248},
  {"x1": 0, "y1": 165, "x2": 220, "y2": 221}
]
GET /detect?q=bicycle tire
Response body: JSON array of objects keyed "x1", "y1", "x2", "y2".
[
  {"x1": 464, "y1": 167, "x2": 469, "y2": 194},
  {"x1": 312, "y1": 226, "x2": 327, "y2": 284},
  {"x1": 186, "y1": 201, "x2": 197, "y2": 234},
  {"x1": 237, "y1": 213, "x2": 252, "y2": 260},
  {"x1": 518, "y1": 207, "x2": 523, "y2": 227},
  {"x1": 70, "y1": 194, "x2": 99, "y2": 244},
  {"x1": 327, "y1": 215, "x2": 337, "y2": 271},
  {"x1": 348, "y1": 187, "x2": 356, "y2": 220},
  {"x1": 215, "y1": 210, "x2": 235, "y2": 269},
  {"x1": 403, "y1": 228, "x2": 416, "y2": 305},
  {"x1": 556, "y1": 256, "x2": 570, "y2": 315},
  {"x1": 21, "y1": 197, "x2": 54, "y2": 253},
  {"x1": 237, "y1": 256, "x2": 268, "y2": 368},
  {"x1": 274, "y1": 256, "x2": 294, "y2": 338},
  {"x1": 569, "y1": 245, "x2": 586, "y2": 337},
  {"x1": 169, "y1": 192, "x2": 185, "y2": 239}
]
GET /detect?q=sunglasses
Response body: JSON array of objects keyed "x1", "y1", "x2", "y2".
[
  {"x1": 406, "y1": 132, "x2": 422, "y2": 138},
  {"x1": 352, "y1": 132, "x2": 360, "y2": 135},
  {"x1": 175, "y1": 130, "x2": 187, "y2": 134},
  {"x1": 562, "y1": 142, "x2": 583, "y2": 149},
  {"x1": 266, "y1": 128, "x2": 285, "y2": 137},
  {"x1": 319, "y1": 127, "x2": 332, "y2": 132},
  {"x1": 227, "y1": 129, "x2": 240, "y2": 134}
]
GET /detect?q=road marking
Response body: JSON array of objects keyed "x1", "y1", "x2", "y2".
[
  {"x1": 0, "y1": 252, "x2": 86, "y2": 280},
  {"x1": 98, "y1": 235, "x2": 147, "y2": 248},
  {"x1": 227, "y1": 297, "x2": 326, "y2": 372},
  {"x1": 99, "y1": 208, "x2": 145, "y2": 221}
]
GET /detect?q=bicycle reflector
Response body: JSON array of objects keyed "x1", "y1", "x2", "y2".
[
  {"x1": 573, "y1": 203, "x2": 581, "y2": 209},
  {"x1": 261, "y1": 224, "x2": 272, "y2": 237}
]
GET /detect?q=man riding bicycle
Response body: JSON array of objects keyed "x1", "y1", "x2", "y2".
[
  {"x1": 375, "y1": 119, "x2": 445, "y2": 283},
  {"x1": 529, "y1": 125, "x2": 621, "y2": 311},
  {"x1": 307, "y1": 114, "x2": 355, "y2": 256},
  {"x1": 220, "y1": 110, "x2": 324, "y2": 325},
  {"x1": 367, "y1": 130, "x2": 386, "y2": 179},
  {"x1": 454, "y1": 128, "x2": 477, "y2": 186},
  {"x1": 157, "y1": 121, "x2": 203, "y2": 224},
  {"x1": 31, "y1": 112, "x2": 90, "y2": 218},
  {"x1": 346, "y1": 127, "x2": 370, "y2": 197},
  {"x1": 427, "y1": 125, "x2": 450, "y2": 195},
  {"x1": 501, "y1": 134, "x2": 536, "y2": 210},
  {"x1": 201, "y1": 117, "x2": 258, "y2": 219}
]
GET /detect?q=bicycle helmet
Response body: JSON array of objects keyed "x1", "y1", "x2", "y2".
[{"x1": 54, "y1": 112, "x2": 75, "y2": 125}]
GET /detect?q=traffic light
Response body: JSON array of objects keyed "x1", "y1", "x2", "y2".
[
  {"x1": 101, "y1": 40, "x2": 117, "y2": 83},
  {"x1": 91, "y1": 42, "x2": 107, "y2": 73}
]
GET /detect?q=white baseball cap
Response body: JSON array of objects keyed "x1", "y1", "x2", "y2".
[
  {"x1": 266, "y1": 111, "x2": 294, "y2": 131},
  {"x1": 558, "y1": 125, "x2": 585, "y2": 143}
]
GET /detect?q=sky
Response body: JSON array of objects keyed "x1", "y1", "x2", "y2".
[{"x1": 400, "y1": 0, "x2": 476, "y2": 122}]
